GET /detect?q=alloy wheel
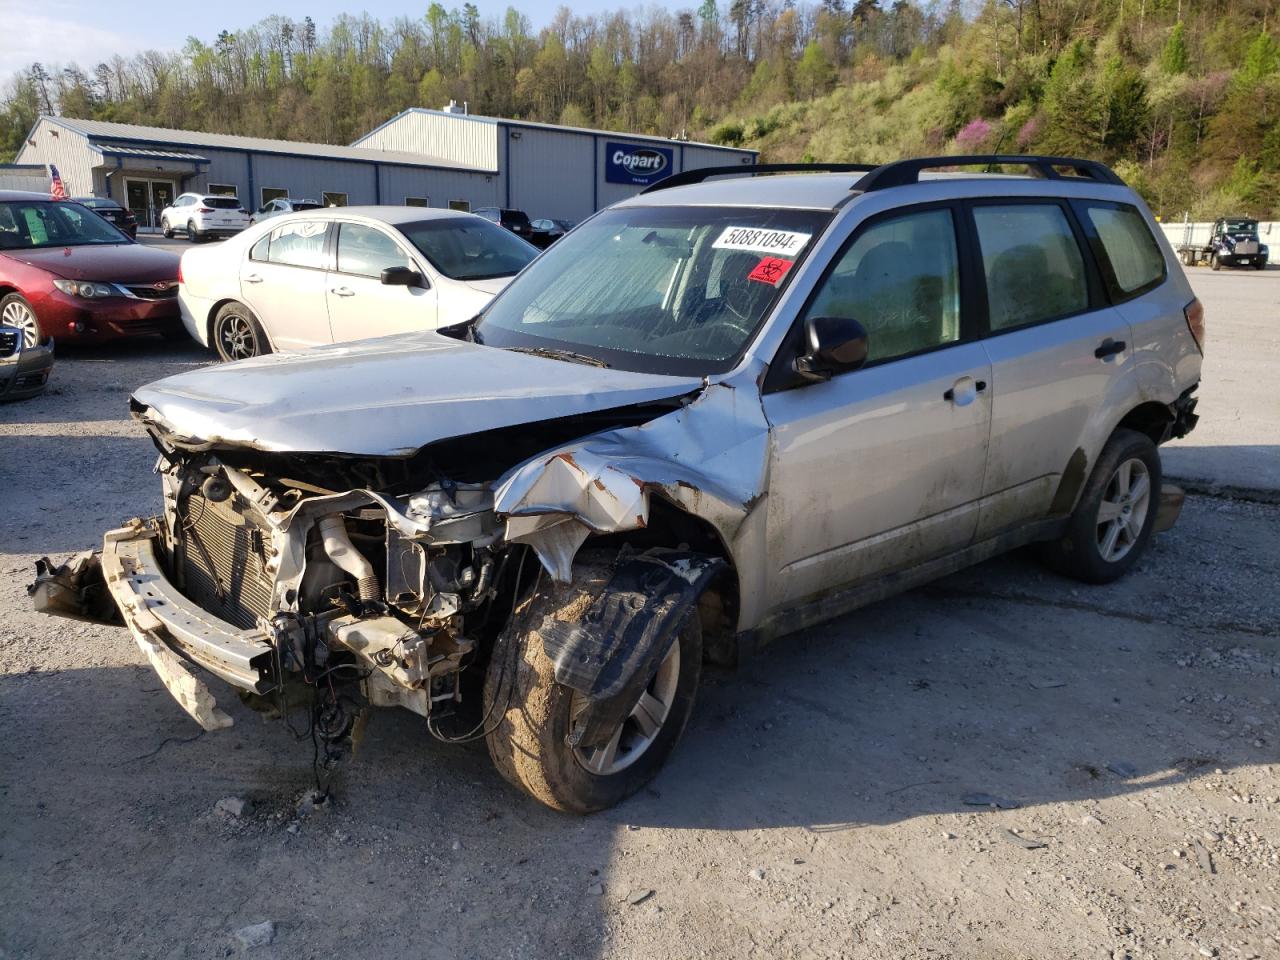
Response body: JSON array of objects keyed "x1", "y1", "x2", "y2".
[
  {"x1": 217, "y1": 313, "x2": 258, "y2": 360},
  {"x1": 1095, "y1": 457, "x2": 1152, "y2": 563},
  {"x1": 571, "y1": 641, "x2": 681, "y2": 777},
  {"x1": 2, "y1": 298, "x2": 40, "y2": 348}
]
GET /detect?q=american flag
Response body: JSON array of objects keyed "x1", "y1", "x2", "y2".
[{"x1": 49, "y1": 164, "x2": 68, "y2": 200}]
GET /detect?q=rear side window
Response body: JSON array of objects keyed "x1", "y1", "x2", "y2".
[
  {"x1": 262, "y1": 220, "x2": 328, "y2": 269},
  {"x1": 804, "y1": 208, "x2": 961, "y2": 365},
  {"x1": 973, "y1": 204, "x2": 1089, "y2": 332},
  {"x1": 1078, "y1": 202, "x2": 1166, "y2": 298}
]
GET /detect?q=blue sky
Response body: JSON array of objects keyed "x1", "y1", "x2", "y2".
[{"x1": 5, "y1": 1, "x2": 648, "y2": 80}]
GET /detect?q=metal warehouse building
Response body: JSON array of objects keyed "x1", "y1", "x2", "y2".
[{"x1": 15, "y1": 106, "x2": 756, "y2": 229}]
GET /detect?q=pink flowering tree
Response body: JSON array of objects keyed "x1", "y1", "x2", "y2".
[
  {"x1": 1016, "y1": 117, "x2": 1042, "y2": 151},
  {"x1": 954, "y1": 118, "x2": 993, "y2": 152}
]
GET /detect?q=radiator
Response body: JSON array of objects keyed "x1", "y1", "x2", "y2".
[{"x1": 176, "y1": 492, "x2": 276, "y2": 630}]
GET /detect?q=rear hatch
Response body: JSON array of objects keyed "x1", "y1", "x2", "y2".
[{"x1": 202, "y1": 196, "x2": 249, "y2": 229}]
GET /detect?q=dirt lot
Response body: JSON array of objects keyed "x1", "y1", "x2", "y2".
[{"x1": 1, "y1": 267, "x2": 1277, "y2": 960}]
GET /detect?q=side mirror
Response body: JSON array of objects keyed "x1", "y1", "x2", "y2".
[
  {"x1": 794, "y1": 315, "x2": 869, "y2": 383},
  {"x1": 381, "y1": 266, "x2": 426, "y2": 288}
]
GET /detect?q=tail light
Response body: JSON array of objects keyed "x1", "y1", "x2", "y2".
[
  {"x1": 177, "y1": 261, "x2": 183, "y2": 284},
  {"x1": 196, "y1": 206, "x2": 213, "y2": 213},
  {"x1": 1184, "y1": 297, "x2": 1205, "y2": 353}
]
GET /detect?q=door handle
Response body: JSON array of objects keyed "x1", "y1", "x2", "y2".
[
  {"x1": 944, "y1": 377, "x2": 986, "y2": 405},
  {"x1": 331, "y1": 286, "x2": 355, "y2": 298},
  {"x1": 243, "y1": 274, "x2": 263, "y2": 284},
  {"x1": 1094, "y1": 339, "x2": 1126, "y2": 359}
]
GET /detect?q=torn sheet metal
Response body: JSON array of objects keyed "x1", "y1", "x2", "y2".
[
  {"x1": 131, "y1": 331, "x2": 702, "y2": 456},
  {"x1": 539, "y1": 548, "x2": 724, "y2": 749},
  {"x1": 494, "y1": 376, "x2": 772, "y2": 580}
]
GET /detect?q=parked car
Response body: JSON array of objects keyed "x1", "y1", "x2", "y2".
[
  {"x1": 178, "y1": 206, "x2": 538, "y2": 360},
  {"x1": 473, "y1": 206, "x2": 536, "y2": 243},
  {"x1": 32, "y1": 155, "x2": 1202, "y2": 814},
  {"x1": 249, "y1": 197, "x2": 323, "y2": 225},
  {"x1": 0, "y1": 323, "x2": 54, "y2": 400},
  {"x1": 159, "y1": 193, "x2": 250, "y2": 242},
  {"x1": 0, "y1": 190, "x2": 182, "y2": 345},
  {"x1": 1177, "y1": 217, "x2": 1269, "y2": 269},
  {"x1": 529, "y1": 217, "x2": 574, "y2": 248},
  {"x1": 74, "y1": 197, "x2": 138, "y2": 238}
]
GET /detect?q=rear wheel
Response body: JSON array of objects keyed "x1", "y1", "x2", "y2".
[
  {"x1": 484, "y1": 557, "x2": 703, "y2": 813},
  {"x1": 212, "y1": 303, "x2": 270, "y2": 361},
  {"x1": 186, "y1": 220, "x2": 200, "y2": 243},
  {"x1": 1040, "y1": 428, "x2": 1161, "y2": 584},
  {"x1": 1, "y1": 293, "x2": 42, "y2": 348},
  {"x1": 1210, "y1": 253, "x2": 1221, "y2": 271}
]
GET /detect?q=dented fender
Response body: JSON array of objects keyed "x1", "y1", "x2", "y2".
[{"x1": 493, "y1": 379, "x2": 771, "y2": 582}]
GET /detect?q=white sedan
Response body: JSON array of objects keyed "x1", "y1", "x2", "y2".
[{"x1": 177, "y1": 207, "x2": 538, "y2": 361}]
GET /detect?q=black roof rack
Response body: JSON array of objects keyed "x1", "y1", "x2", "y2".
[
  {"x1": 854, "y1": 154, "x2": 1125, "y2": 192},
  {"x1": 641, "y1": 162, "x2": 878, "y2": 194}
]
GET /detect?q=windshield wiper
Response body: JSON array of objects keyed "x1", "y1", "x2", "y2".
[{"x1": 508, "y1": 345, "x2": 610, "y2": 368}]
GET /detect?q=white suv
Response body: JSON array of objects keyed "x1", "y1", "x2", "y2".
[
  {"x1": 33, "y1": 155, "x2": 1203, "y2": 813},
  {"x1": 160, "y1": 193, "x2": 250, "y2": 242}
]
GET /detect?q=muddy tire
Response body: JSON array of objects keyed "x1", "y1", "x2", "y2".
[
  {"x1": 212, "y1": 302, "x2": 270, "y2": 362},
  {"x1": 484, "y1": 557, "x2": 703, "y2": 813},
  {"x1": 1040, "y1": 428, "x2": 1162, "y2": 585}
]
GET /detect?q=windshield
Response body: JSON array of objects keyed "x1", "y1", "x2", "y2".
[
  {"x1": 398, "y1": 217, "x2": 537, "y2": 281},
  {"x1": 473, "y1": 205, "x2": 831, "y2": 375},
  {"x1": 0, "y1": 200, "x2": 129, "y2": 249},
  {"x1": 1223, "y1": 219, "x2": 1258, "y2": 235}
]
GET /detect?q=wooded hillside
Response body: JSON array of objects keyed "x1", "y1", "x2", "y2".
[{"x1": 2, "y1": 1, "x2": 1276, "y2": 217}]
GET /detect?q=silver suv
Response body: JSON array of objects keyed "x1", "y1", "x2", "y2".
[{"x1": 33, "y1": 155, "x2": 1203, "y2": 813}]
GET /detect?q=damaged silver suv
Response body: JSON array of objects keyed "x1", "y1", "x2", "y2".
[{"x1": 33, "y1": 156, "x2": 1203, "y2": 812}]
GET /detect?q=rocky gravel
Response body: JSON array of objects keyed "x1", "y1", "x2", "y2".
[{"x1": 1, "y1": 275, "x2": 1278, "y2": 959}]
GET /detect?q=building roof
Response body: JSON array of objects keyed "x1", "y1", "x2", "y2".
[
  {"x1": 93, "y1": 143, "x2": 209, "y2": 163},
  {"x1": 355, "y1": 107, "x2": 758, "y2": 155},
  {"x1": 42, "y1": 116, "x2": 494, "y2": 173}
]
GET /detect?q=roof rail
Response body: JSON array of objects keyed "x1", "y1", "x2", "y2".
[
  {"x1": 641, "y1": 162, "x2": 878, "y2": 194},
  {"x1": 854, "y1": 155, "x2": 1125, "y2": 192}
]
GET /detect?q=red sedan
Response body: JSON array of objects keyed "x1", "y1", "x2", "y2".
[{"x1": 0, "y1": 191, "x2": 182, "y2": 346}]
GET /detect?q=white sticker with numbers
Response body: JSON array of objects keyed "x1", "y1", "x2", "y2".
[{"x1": 712, "y1": 226, "x2": 812, "y2": 257}]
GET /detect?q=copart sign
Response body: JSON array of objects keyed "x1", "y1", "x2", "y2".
[{"x1": 605, "y1": 141, "x2": 674, "y2": 186}]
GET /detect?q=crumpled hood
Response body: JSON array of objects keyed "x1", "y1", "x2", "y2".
[
  {"x1": 132, "y1": 331, "x2": 702, "y2": 456},
  {"x1": 5, "y1": 243, "x2": 179, "y2": 282}
]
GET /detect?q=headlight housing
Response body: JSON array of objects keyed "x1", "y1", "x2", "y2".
[{"x1": 52, "y1": 279, "x2": 117, "y2": 299}]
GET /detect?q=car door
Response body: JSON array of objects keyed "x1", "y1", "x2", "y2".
[
  {"x1": 967, "y1": 199, "x2": 1135, "y2": 540},
  {"x1": 325, "y1": 221, "x2": 437, "y2": 343},
  {"x1": 761, "y1": 205, "x2": 992, "y2": 608},
  {"x1": 238, "y1": 219, "x2": 333, "y2": 350}
]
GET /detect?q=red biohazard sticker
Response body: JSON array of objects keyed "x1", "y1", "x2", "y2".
[{"x1": 748, "y1": 256, "x2": 793, "y2": 286}]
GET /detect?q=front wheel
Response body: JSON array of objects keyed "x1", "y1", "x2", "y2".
[
  {"x1": 0, "y1": 292, "x2": 42, "y2": 348},
  {"x1": 484, "y1": 558, "x2": 703, "y2": 813},
  {"x1": 1040, "y1": 428, "x2": 1161, "y2": 584},
  {"x1": 160, "y1": 218, "x2": 173, "y2": 239},
  {"x1": 212, "y1": 303, "x2": 270, "y2": 361}
]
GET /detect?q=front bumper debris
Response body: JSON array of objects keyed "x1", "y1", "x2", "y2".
[{"x1": 96, "y1": 520, "x2": 275, "y2": 730}]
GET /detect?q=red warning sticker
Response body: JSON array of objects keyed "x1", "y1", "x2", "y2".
[{"x1": 748, "y1": 256, "x2": 794, "y2": 286}]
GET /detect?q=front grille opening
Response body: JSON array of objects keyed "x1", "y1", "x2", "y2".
[{"x1": 177, "y1": 492, "x2": 275, "y2": 629}]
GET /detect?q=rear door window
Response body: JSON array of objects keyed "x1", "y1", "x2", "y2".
[
  {"x1": 972, "y1": 204, "x2": 1090, "y2": 332},
  {"x1": 265, "y1": 220, "x2": 329, "y2": 269},
  {"x1": 1076, "y1": 201, "x2": 1166, "y2": 299}
]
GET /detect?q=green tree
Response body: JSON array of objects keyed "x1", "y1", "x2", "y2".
[
  {"x1": 1160, "y1": 22, "x2": 1188, "y2": 74},
  {"x1": 795, "y1": 41, "x2": 835, "y2": 98}
]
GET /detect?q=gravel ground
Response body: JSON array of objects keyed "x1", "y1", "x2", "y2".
[{"x1": 1, "y1": 276, "x2": 1277, "y2": 960}]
